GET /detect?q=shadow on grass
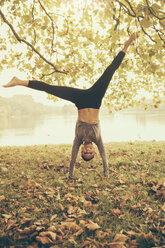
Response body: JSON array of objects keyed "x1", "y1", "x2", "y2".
[{"x1": 0, "y1": 236, "x2": 34, "y2": 248}]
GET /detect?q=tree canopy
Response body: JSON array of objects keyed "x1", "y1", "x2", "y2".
[{"x1": 0, "y1": 0, "x2": 164, "y2": 111}]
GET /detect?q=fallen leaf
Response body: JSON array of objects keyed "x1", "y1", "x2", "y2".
[
  {"x1": 111, "y1": 208, "x2": 123, "y2": 217},
  {"x1": 96, "y1": 230, "x2": 109, "y2": 239},
  {"x1": 83, "y1": 200, "x2": 93, "y2": 207},
  {"x1": 47, "y1": 225, "x2": 56, "y2": 232},
  {"x1": 56, "y1": 192, "x2": 61, "y2": 201},
  {"x1": 74, "y1": 228, "x2": 84, "y2": 236},
  {"x1": 58, "y1": 203, "x2": 64, "y2": 211},
  {"x1": 20, "y1": 217, "x2": 33, "y2": 225},
  {"x1": 161, "y1": 203, "x2": 165, "y2": 212},
  {"x1": 6, "y1": 219, "x2": 17, "y2": 230},
  {"x1": 36, "y1": 236, "x2": 53, "y2": 245},
  {"x1": 108, "y1": 242, "x2": 126, "y2": 248},
  {"x1": 79, "y1": 219, "x2": 86, "y2": 227},
  {"x1": 2, "y1": 214, "x2": 12, "y2": 219},
  {"x1": 47, "y1": 231, "x2": 57, "y2": 241},
  {"x1": 0, "y1": 195, "x2": 5, "y2": 201},
  {"x1": 19, "y1": 225, "x2": 36, "y2": 235},
  {"x1": 79, "y1": 240, "x2": 91, "y2": 247},
  {"x1": 113, "y1": 233, "x2": 128, "y2": 243},
  {"x1": 27, "y1": 242, "x2": 39, "y2": 248},
  {"x1": 1, "y1": 167, "x2": 8, "y2": 172},
  {"x1": 60, "y1": 220, "x2": 80, "y2": 231},
  {"x1": 86, "y1": 221, "x2": 101, "y2": 231},
  {"x1": 119, "y1": 177, "x2": 128, "y2": 184},
  {"x1": 50, "y1": 214, "x2": 57, "y2": 221}
]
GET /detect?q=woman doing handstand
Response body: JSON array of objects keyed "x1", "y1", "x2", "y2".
[{"x1": 3, "y1": 33, "x2": 136, "y2": 178}]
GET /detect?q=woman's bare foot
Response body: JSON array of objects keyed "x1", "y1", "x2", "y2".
[
  {"x1": 3, "y1": 77, "x2": 19, "y2": 87},
  {"x1": 3, "y1": 77, "x2": 29, "y2": 87}
]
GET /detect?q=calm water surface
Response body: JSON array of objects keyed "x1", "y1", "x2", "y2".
[{"x1": 0, "y1": 113, "x2": 165, "y2": 146}]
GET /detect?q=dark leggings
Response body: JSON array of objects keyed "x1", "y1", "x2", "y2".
[{"x1": 28, "y1": 51, "x2": 125, "y2": 109}]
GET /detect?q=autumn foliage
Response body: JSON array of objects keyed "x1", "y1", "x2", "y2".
[
  {"x1": 0, "y1": 0, "x2": 164, "y2": 111},
  {"x1": 0, "y1": 142, "x2": 165, "y2": 247}
]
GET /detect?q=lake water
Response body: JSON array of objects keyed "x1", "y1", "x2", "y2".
[{"x1": 0, "y1": 112, "x2": 165, "y2": 146}]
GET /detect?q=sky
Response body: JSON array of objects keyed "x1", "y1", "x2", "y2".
[{"x1": 0, "y1": 14, "x2": 62, "y2": 106}]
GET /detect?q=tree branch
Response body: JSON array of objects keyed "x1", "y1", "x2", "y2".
[
  {"x1": 123, "y1": 0, "x2": 136, "y2": 16},
  {"x1": 41, "y1": 70, "x2": 57, "y2": 79},
  {"x1": 116, "y1": 0, "x2": 136, "y2": 17},
  {"x1": 0, "y1": 8, "x2": 68, "y2": 75},
  {"x1": 32, "y1": 0, "x2": 37, "y2": 45},
  {"x1": 37, "y1": 0, "x2": 56, "y2": 51},
  {"x1": 145, "y1": 0, "x2": 165, "y2": 20},
  {"x1": 152, "y1": 25, "x2": 165, "y2": 44},
  {"x1": 137, "y1": 17, "x2": 156, "y2": 43}
]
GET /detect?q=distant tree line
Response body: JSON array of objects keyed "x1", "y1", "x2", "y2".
[
  {"x1": 0, "y1": 95, "x2": 164, "y2": 120},
  {"x1": 0, "y1": 95, "x2": 71, "y2": 118}
]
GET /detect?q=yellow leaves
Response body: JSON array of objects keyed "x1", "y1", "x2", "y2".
[
  {"x1": 20, "y1": 180, "x2": 41, "y2": 190},
  {"x1": 96, "y1": 230, "x2": 109, "y2": 239},
  {"x1": 161, "y1": 203, "x2": 165, "y2": 212},
  {"x1": 160, "y1": 18, "x2": 165, "y2": 28},
  {"x1": 0, "y1": 195, "x2": 5, "y2": 201},
  {"x1": 1, "y1": 166, "x2": 8, "y2": 172},
  {"x1": 149, "y1": 179, "x2": 165, "y2": 200},
  {"x1": 0, "y1": 144, "x2": 165, "y2": 247},
  {"x1": 2, "y1": 214, "x2": 12, "y2": 220},
  {"x1": 79, "y1": 219, "x2": 86, "y2": 227},
  {"x1": 79, "y1": 240, "x2": 91, "y2": 247},
  {"x1": 18, "y1": 225, "x2": 36, "y2": 235},
  {"x1": 36, "y1": 231, "x2": 56, "y2": 244},
  {"x1": 83, "y1": 200, "x2": 93, "y2": 207},
  {"x1": 118, "y1": 177, "x2": 128, "y2": 184},
  {"x1": 67, "y1": 205, "x2": 87, "y2": 218},
  {"x1": 85, "y1": 221, "x2": 101, "y2": 231},
  {"x1": 108, "y1": 243, "x2": 126, "y2": 248},
  {"x1": 5, "y1": 219, "x2": 17, "y2": 231},
  {"x1": 60, "y1": 220, "x2": 80, "y2": 231},
  {"x1": 140, "y1": 18, "x2": 153, "y2": 29},
  {"x1": 64, "y1": 192, "x2": 79, "y2": 203},
  {"x1": 50, "y1": 214, "x2": 57, "y2": 222},
  {"x1": 58, "y1": 203, "x2": 64, "y2": 211},
  {"x1": 47, "y1": 225, "x2": 56, "y2": 232},
  {"x1": 107, "y1": 232, "x2": 138, "y2": 248},
  {"x1": 113, "y1": 234, "x2": 128, "y2": 243},
  {"x1": 74, "y1": 228, "x2": 84, "y2": 236},
  {"x1": 111, "y1": 208, "x2": 123, "y2": 217},
  {"x1": 56, "y1": 191, "x2": 61, "y2": 201}
]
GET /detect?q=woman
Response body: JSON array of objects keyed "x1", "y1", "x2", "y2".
[{"x1": 3, "y1": 33, "x2": 136, "y2": 178}]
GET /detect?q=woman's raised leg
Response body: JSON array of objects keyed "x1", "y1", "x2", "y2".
[
  {"x1": 3, "y1": 77, "x2": 83, "y2": 104},
  {"x1": 89, "y1": 33, "x2": 137, "y2": 100},
  {"x1": 3, "y1": 76, "x2": 29, "y2": 87}
]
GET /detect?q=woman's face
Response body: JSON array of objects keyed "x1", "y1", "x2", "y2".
[{"x1": 81, "y1": 143, "x2": 95, "y2": 160}]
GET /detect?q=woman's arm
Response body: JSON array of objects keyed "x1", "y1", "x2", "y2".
[
  {"x1": 96, "y1": 137, "x2": 108, "y2": 177},
  {"x1": 122, "y1": 33, "x2": 137, "y2": 53},
  {"x1": 69, "y1": 137, "x2": 81, "y2": 178}
]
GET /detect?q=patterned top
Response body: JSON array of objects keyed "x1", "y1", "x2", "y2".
[{"x1": 69, "y1": 120, "x2": 108, "y2": 177}]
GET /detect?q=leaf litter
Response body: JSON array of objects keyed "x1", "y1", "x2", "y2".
[{"x1": 0, "y1": 142, "x2": 165, "y2": 247}]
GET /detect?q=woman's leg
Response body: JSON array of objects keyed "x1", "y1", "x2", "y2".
[
  {"x1": 28, "y1": 80, "x2": 82, "y2": 103},
  {"x1": 3, "y1": 77, "x2": 83, "y2": 104},
  {"x1": 89, "y1": 33, "x2": 137, "y2": 101},
  {"x1": 89, "y1": 51, "x2": 125, "y2": 100},
  {"x1": 3, "y1": 77, "x2": 29, "y2": 87}
]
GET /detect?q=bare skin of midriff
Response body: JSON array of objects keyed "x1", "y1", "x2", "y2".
[{"x1": 78, "y1": 108, "x2": 99, "y2": 124}]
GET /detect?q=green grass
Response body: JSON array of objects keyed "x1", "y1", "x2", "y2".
[{"x1": 0, "y1": 141, "x2": 165, "y2": 248}]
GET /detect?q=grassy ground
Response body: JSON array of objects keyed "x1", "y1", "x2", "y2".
[{"x1": 0, "y1": 141, "x2": 165, "y2": 248}]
